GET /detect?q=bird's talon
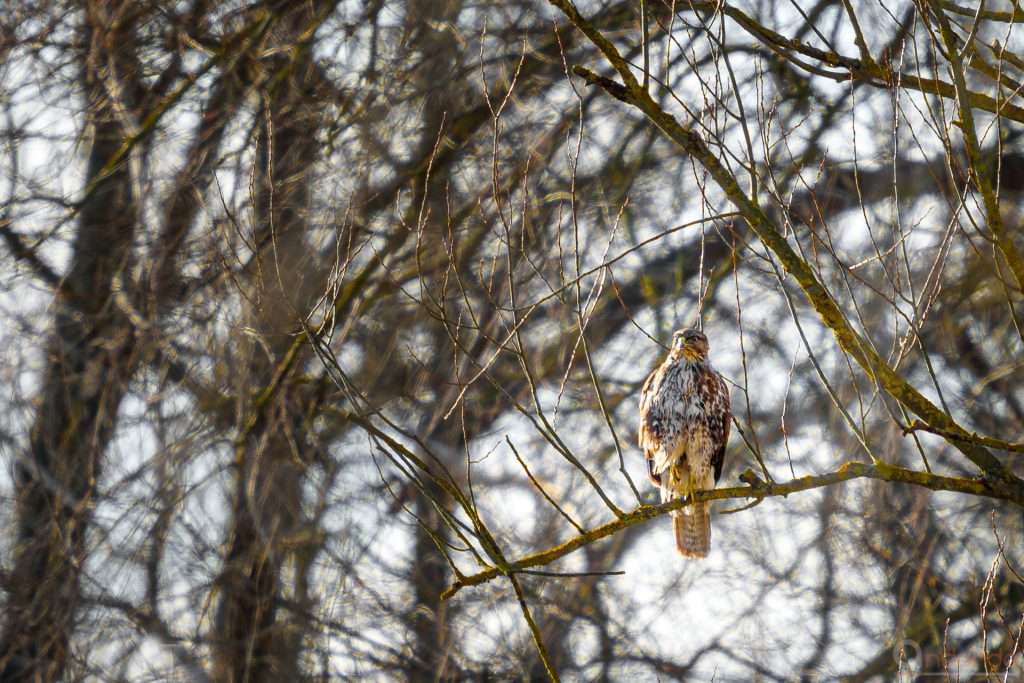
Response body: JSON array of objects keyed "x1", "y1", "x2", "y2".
[{"x1": 739, "y1": 468, "x2": 764, "y2": 489}]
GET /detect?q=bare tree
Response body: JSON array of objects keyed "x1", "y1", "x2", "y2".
[{"x1": 1, "y1": 0, "x2": 1024, "y2": 681}]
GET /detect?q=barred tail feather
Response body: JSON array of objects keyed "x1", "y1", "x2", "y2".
[{"x1": 673, "y1": 501, "x2": 711, "y2": 558}]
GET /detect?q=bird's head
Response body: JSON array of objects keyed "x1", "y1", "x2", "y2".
[{"x1": 671, "y1": 328, "x2": 709, "y2": 361}]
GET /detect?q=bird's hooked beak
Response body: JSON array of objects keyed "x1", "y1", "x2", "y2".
[{"x1": 680, "y1": 339, "x2": 702, "y2": 361}]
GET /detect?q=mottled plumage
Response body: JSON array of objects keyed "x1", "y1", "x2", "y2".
[{"x1": 639, "y1": 329, "x2": 730, "y2": 558}]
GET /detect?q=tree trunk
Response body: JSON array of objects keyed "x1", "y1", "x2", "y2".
[
  {"x1": 0, "y1": 6, "x2": 140, "y2": 678},
  {"x1": 212, "y1": 6, "x2": 327, "y2": 680}
]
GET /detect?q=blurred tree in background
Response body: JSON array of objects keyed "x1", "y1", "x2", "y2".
[{"x1": 1, "y1": 0, "x2": 1023, "y2": 680}]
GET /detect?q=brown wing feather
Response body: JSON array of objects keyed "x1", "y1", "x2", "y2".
[
  {"x1": 638, "y1": 365, "x2": 663, "y2": 485},
  {"x1": 637, "y1": 365, "x2": 659, "y2": 448},
  {"x1": 712, "y1": 372, "x2": 730, "y2": 482}
]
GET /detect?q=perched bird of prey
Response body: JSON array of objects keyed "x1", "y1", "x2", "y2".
[{"x1": 639, "y1": 329, "x2": 731, "y2": 558}]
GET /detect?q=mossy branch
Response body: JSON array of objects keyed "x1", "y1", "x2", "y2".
[
  {"x1": 441, "y1": 459, "x2": 1019, "y2": 600},
  {"x1": 901, "y1": 420, "x2": 1024, "y2": 454}
]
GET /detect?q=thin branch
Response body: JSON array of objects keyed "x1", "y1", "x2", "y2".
[
  {"x1": 509, "y1": 574, "x2": 560, "y2": 683},
  {"x1": 901, "y1": 420, "x2": 1024, "y2": 454}
]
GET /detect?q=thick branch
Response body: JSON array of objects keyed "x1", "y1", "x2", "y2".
[{"x1": 441, "y1": 459, "x2": 1018, "y2": 600}]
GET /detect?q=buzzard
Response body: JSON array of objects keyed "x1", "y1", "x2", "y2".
[{"x1": 638, "y1": 329, "x2": 730, "y2": 558}]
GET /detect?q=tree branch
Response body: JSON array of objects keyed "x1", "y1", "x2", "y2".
[
  {"x1": 674, "y1": 0, "x2": 1024, "y2": 123},
  {"x1": 0, "y1": 216, "x2": 61, "y2": 288},
  {"x1": 441, "y1": 459, "x2": 1019, "y2": 600},
  {"x1": 901, "y1": 420, "x2": 1024, "y2": 454}
]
